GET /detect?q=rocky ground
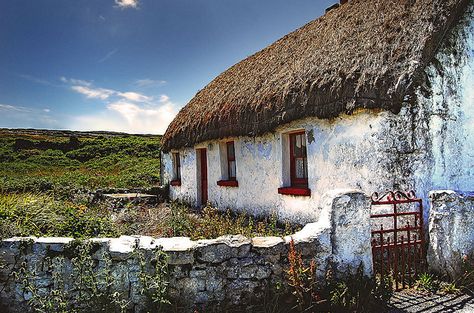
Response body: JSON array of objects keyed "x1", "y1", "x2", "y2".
[{"x1": 387, "y1": 290, "x2": 474, "y2": 312}]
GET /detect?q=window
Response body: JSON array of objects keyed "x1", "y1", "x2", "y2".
[
  {"x1": 171, "y1": 152, "x2": 181, "y2": 186},
  {"x1": 217, "y1": 140, "x2": 238, "y2": 187},
  {"x1": 278, "y1": 131, "x2": 310, "y2": 196},
  {"x1": 227, "y1": 141, "x2": 236, "y2": 180},
  {"x1": 289, "y1": 132, "x2": 308, "y2": 187}
]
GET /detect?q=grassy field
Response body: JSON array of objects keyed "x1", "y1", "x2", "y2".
[
  {"x1": 0, "y1": 129, "x2": 300, "y2": 240},
  {"x1": 0, "y1": 129, "x2": 161, "y2": 193}
]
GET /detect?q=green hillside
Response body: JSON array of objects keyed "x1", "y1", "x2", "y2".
[{"x1": 0, "y1": 128, "x2": 162, "y2": 193}]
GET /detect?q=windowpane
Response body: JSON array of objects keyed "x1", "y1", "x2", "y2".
[
  {"x1": 296, "y1": 158, "x2": 307, "y2": 179},
  {"x1": 296, "y1": 134, "x2": 302, "y2": 149},
  {"x1": 229, "y1": 160, "x2": 236, "y2": 179},
  {"x1": 227, "y1": 142, "x2": 235, "y2": 160}
]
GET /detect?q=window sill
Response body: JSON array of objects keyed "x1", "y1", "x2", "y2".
[
  {"x1": 278, "y1": 187, "x2": 311, "y2": 197},
  {"x1": 170, "y1": 180, "x2": 182, "y2": 186},
  {"x1": 217, "y1": 180, "x2": 239, "y2": 187}
]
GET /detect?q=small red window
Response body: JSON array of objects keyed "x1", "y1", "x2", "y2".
[
  {"x1": 289, "y1": 132, "x2": 308, "y2": 187},
  {"x1": 173, "y1": 152, "x2": 181, "y2": 181},
  {"x1": 227, "y1": 141, "x2": 236, "y2": 180}
]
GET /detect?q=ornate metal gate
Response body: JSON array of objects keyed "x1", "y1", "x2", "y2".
[{"x1": 370, "y1": 190, "x2": 426, "y2": 290}]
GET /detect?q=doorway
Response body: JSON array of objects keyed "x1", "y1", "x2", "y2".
[{"x1": 197, "y1": 148, "x2": 208, "y2": 206}]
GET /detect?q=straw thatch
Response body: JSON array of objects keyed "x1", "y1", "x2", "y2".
[{"x1": 162, "y1": 0, "x2": 470, "y2": 152}]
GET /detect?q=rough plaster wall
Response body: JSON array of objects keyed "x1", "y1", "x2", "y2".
[
  {"x1": 428, "y1": 190, "x2": 474, "y2": 279},
  {"x1": 422, "y1": 4, "x2": 474, "y2": 192},
  {"x1": 162, "y1": 5, "x2": 474, "y2": 224}
]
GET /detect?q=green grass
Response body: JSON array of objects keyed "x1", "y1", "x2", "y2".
[
  {"x1": 0, "y1": 193, "x2": 117, "y2": 239},
  {"x1": 0, "y1": 130, "x2": 161, "y2": 193},
  {"x1": 0, "y1": 194, "x2": 299, "y2": 240}
]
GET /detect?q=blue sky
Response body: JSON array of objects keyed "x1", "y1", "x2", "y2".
[{"x1": 0, "y1": 0, "x2": 334, "y2": 134}]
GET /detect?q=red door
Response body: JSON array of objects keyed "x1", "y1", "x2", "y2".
[{"x1": 199, "y1": 148, "x2": 208, "y2": 205}]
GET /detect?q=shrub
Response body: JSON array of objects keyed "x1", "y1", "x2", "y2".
[{"x1": 415, "y1": 273, "x2": 439, "y2": 293}]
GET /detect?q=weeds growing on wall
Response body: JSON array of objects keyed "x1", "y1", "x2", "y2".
[
  {"x1": 283, "y1": 239, "x2": 393, "y2": 313},
  {"x1": 6, "y1": 240, "x2": 170, "y2": 313}
]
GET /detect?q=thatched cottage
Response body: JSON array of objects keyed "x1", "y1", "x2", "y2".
[{"x1": 161, "y1": 0, "x2": 474, "y2": 223}]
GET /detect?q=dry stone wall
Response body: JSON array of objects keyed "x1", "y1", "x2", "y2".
[{"x1": 0, "y1": 191, "x2": 372, "y2": 312}]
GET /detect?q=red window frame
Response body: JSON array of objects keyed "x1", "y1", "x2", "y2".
[
  {"x1": 289, "y1": 131, "x2": 308, "y2": 187},
  {"x1": 226, "y1": 141, "x2": 236, "y2": 180}
]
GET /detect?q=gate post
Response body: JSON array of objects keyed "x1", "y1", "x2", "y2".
[{"x1": 323, "y1": 190, "x2": 373, "y2": 277}]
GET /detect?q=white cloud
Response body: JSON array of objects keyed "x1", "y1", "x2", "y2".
[
  {"x1": 71, "y1": 96, "x2": 178, "y2": 134},
  {"x1": 118, "y1": 91, "x2": 152, "y2": 103},
  {"x1": 71, "y1": 86, "x2": 114, "y2": 100},
  {"x1": 0, "y1": 104, "x2": 32, "y2": 112},
  {"x1": 114, "y1": 0, "x2": 139, "y2": 9},
  {"x1": 134, "y1": 79, "x2": 167, "y2": 87},
  {"x1": 60, "y1": 77, "x2": 92, "y2": 86},
  {"x1": 64, "y1": 77, "x2": 178, "y2": 134},
  {"x1": 67, "y1": 78, "x2": 152, "y2": 104},
  {"x1": 98, "y1": 49, "x2": 118, "y2": 63},
  {"x1": 0, "y1": 103, "x2": 59, "y2": 129},
  {"x1": 18, "y1": 74, "x2": 54, "y2": 86}
]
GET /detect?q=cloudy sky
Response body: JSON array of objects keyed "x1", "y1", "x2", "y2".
[{"x1": 0, "y1": 0, "x2": 333, "y2": 134}]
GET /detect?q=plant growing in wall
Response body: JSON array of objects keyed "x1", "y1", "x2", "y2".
[
  {"x1": 6, "y1": 240, "x2": 170, "y2": 313},
  {"x1": 286, "y1": 239, "x2": 323, "y2": 311}
]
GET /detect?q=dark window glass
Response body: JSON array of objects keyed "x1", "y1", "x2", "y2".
[
  {"x1": 173, "y1": 153, "x2": 181, "y2": 180},
  {"x1": 227, "y1": 141, "x2": 236, "y2": 180}
]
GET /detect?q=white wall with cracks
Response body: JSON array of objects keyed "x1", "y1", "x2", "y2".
[{"x1": 163, "y1": 5, "x2": 474, "y2": 224}]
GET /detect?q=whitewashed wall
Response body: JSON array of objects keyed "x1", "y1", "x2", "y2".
[{"x1": 162, "y1": 6, "x2": 474, "y2": 224}]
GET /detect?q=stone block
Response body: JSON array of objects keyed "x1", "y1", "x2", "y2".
[
  {"x1": 196, "y1": 235, "x2": 251, "y2": 263},
  {"x1": 35, "y1": 237, "x2": 74, "y2": 252},
  {"x1": 109, "y1": 236, "x2": 138, "y2": 260}
]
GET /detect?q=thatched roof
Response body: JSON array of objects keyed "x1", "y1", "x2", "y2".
[{"x1": 162, "y1": 0, "x2": 470, "y2": 152}]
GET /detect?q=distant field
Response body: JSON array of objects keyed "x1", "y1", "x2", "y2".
[{"x1": 0, "y1": 128, "x2": 162, "y2": 193}]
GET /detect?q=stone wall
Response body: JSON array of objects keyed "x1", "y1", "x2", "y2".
[
  {"x1": 0, "y1": 191, "x2": 372, "y2": 312},
  {"x1": 427, "y1": 190, "x2": 474, "y2": 279}
]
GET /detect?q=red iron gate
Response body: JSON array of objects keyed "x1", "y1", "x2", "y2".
[{"x1": 370, "y1": 190, "x2": 426, "y2": 290}]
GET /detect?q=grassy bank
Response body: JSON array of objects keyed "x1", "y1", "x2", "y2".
[{"x1": 0, "y1": 129, "x2": 161, "y2": 193}]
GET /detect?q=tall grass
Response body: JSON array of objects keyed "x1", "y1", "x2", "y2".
[{"x1": 0, "y1": 193, "x2": 117, "y2": 239}]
